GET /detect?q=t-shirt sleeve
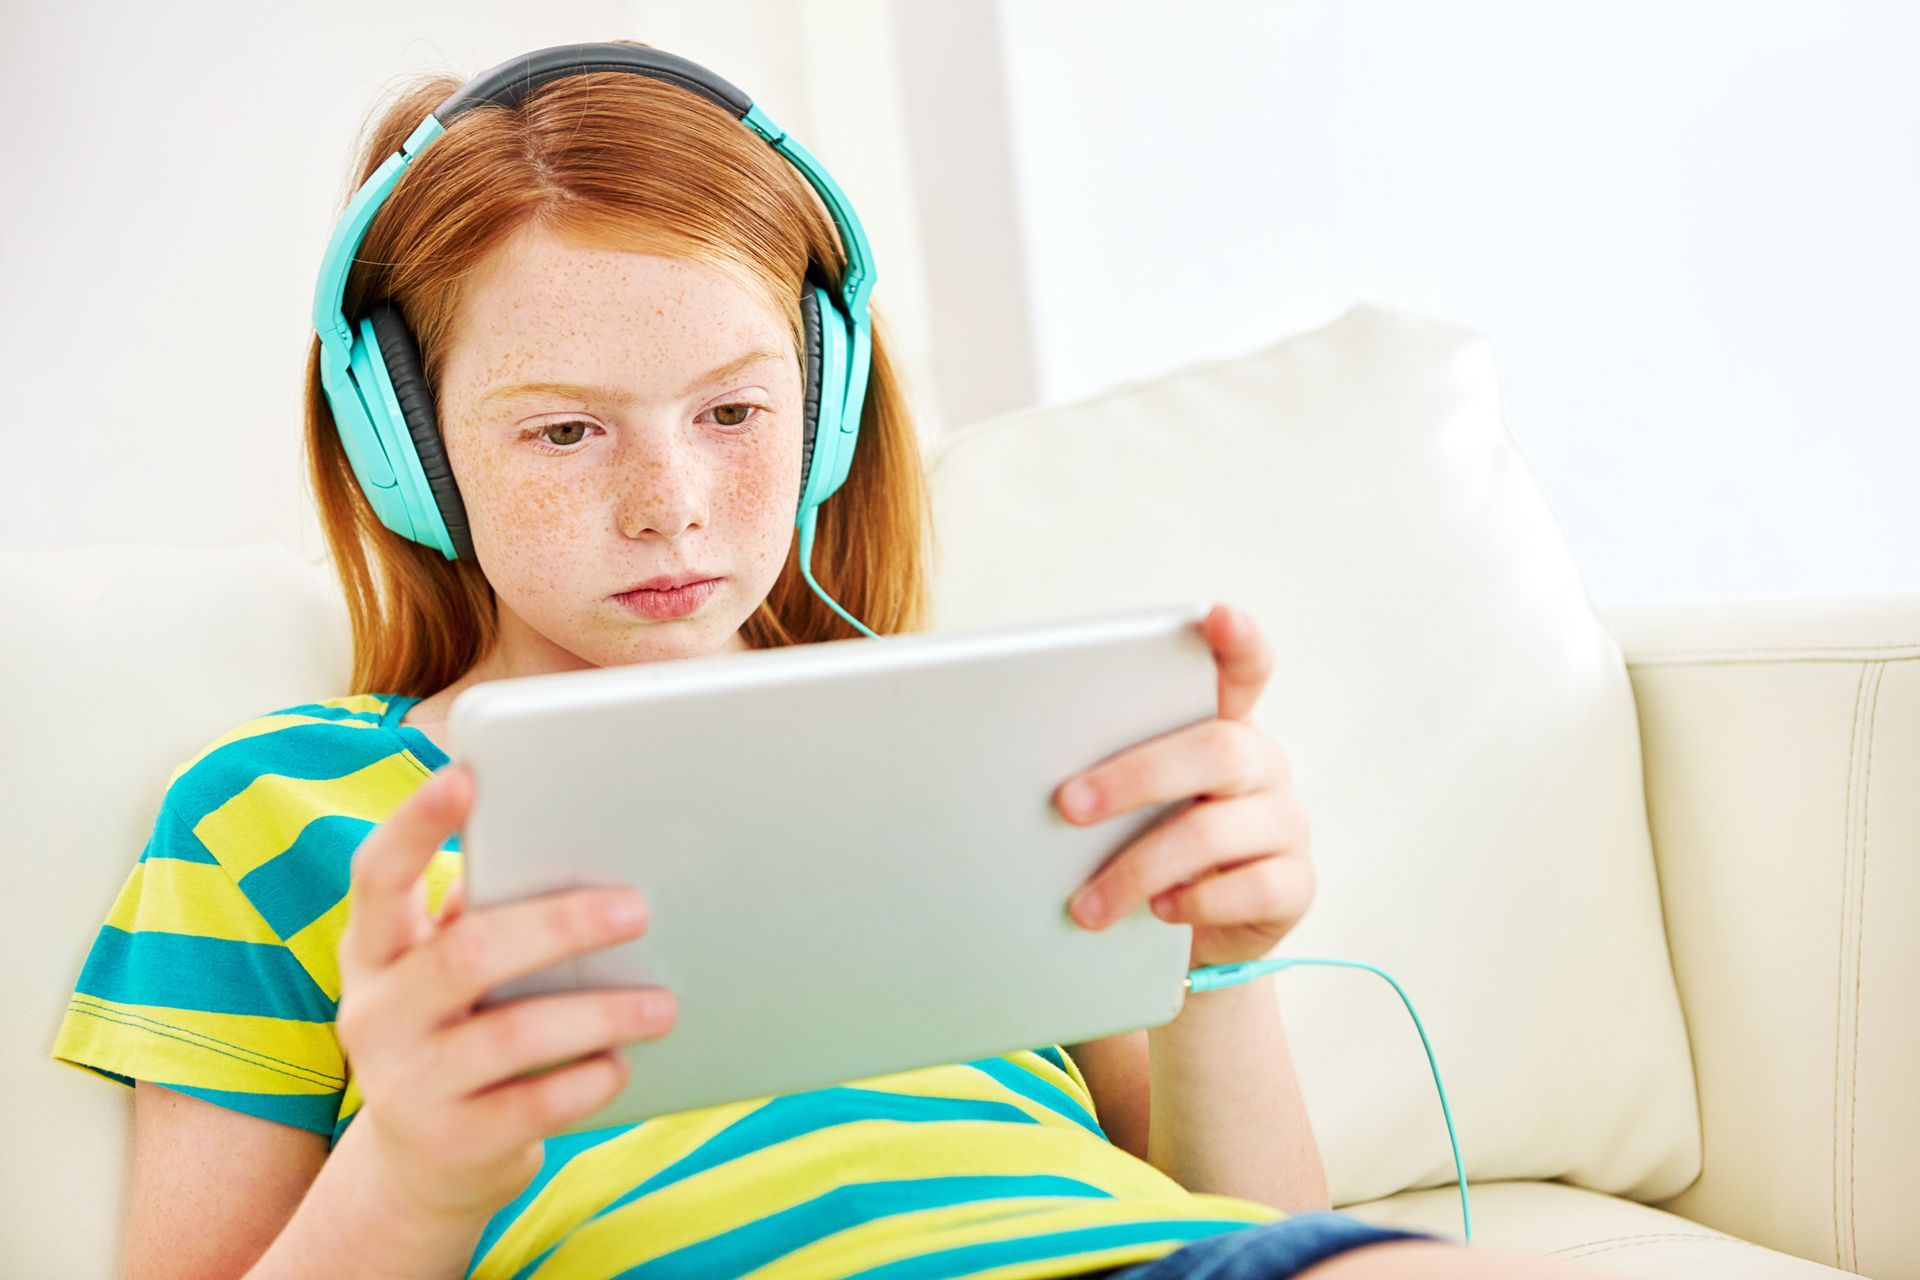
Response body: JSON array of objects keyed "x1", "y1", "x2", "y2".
[{"x1": 49, "y1": 788, "x2": 347, "y2": 1139}]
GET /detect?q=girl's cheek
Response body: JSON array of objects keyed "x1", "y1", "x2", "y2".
[
  {"x1": 728, "y1": 454, "x2": 785, "y2": 516},
  {"x1": 465, "y1": 443, "x2": 587, "y2": 527},
  {"x1": 743, "y1": 422, "x2": 804, "y2": 509}
]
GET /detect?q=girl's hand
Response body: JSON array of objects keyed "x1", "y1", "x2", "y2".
[
  {"x1": 332, "y1": 762, "x2": 680, "y2": 1226},
  {"x1": 1054, "y1": 603, "x2": 1315, "y2": 969}
]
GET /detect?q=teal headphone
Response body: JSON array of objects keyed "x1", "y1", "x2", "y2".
[{"x1": 311, "y1": 40, "x2": 880, "y2": 640}]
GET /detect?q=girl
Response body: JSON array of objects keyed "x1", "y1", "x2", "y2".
[{"x1": 51, "y1": 39, "x2": 1603, "y2": 1280}]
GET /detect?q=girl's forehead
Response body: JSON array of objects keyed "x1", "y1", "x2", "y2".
[
  {"x1": 470, "y1": 244, "x2": 753, "y2": 316},
  {"x1": 469, "y1": 223, "x2": 753, "y2": 300},
  {"x1": 453, "y1": 247, "x2": 792, "y2": 373}
]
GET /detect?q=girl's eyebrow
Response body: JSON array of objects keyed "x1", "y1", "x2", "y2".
[{"x1": 480, "y1": 348, "x2": 786, "y2": 410}]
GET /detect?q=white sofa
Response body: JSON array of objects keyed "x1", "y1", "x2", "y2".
[{"x1": 5, "y1": 303, "x2": 1914, "y2": 1279}]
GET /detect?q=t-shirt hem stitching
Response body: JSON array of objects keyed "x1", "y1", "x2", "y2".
[{"x1": 62, "y1": 997, "x2": 346, "y2": 1088}]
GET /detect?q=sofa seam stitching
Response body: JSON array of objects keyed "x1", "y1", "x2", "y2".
[
  {"x1": 1848, "y1": 661, "x2": 1883, "y2": 1269},
  {"x1": 1623, "y1": 647, "x2": 1920, "y2": 666},
  {"x1": 1552, "y1": 1231, "x2": 1769, "y2": 1259},
  {"x1": 1832, "y1": 661, "x2": 1869, "y2": 1269}
]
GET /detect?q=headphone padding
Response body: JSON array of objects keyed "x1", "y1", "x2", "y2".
[
  {"x1": 367, "y1": 298, "x2": 476, "y2": 560},
  {"x1": 798, "y1": 286, "x2": 824, "y2": 511}
]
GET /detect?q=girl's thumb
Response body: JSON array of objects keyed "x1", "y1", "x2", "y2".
[{"x1": 426, "y1": 761, "x2": 472, "y2": 817}]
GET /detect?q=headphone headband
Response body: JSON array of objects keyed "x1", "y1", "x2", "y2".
[
  {"x1": 312, "y1": 40, "x2": 873, "y2": 359},
  {"x1": 436, "y1": 42, "x2": 752, "y2": 122}
]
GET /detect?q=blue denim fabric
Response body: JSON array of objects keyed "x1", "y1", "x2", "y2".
[{"x1": 1076, "y1": 1212, "x2": 1444, "y2": 1279}]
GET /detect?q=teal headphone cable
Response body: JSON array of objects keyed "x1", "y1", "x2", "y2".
[
  {"x1": 798, "y1": 503, "x2": 878, "y2": 639},
  {"x1": 1183, "y1": 957, "x2": 1472, "y2": 1244}
]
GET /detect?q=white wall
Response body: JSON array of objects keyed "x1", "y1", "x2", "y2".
[
  {"x1": 890, "y1": 2, "x2": 1043, "y2": 430},
  {"x1": 993, "y1": 0, "x2": 1920, "y2": 608},
  {"x1": 6, "y1": 1, "x2": 1912, "y2": 611}
]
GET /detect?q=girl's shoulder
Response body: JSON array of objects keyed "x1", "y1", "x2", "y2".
[{"x1": 159, "y1": 692, "x2": 422, "y2": 829}]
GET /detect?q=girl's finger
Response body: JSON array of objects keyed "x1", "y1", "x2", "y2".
[
  {"x1": 1071, "y1": 790, "x2": 1278, "y2": 930},
  {"x1": 1161, "y1": 850, "x2": 1313, "y2": 933},
  {"x1": 434, "y1": 875, "x2": 467, "y2": 928}
]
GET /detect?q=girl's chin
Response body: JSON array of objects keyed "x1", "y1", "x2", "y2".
[{"x1": 591, "y1": 622, "x2": 751, "y2": 665}]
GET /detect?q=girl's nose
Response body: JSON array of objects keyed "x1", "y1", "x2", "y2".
[{"x1": 613, "y1": 442, "x2": 710, "y2": 541}]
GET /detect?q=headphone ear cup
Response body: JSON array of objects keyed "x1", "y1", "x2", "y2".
[
  {"x1": 797, "y1": 286, "x2": 824, "y2": 514},
  {"x1": 811, "y1": 282, "x2": 854, "y2": 500},
  {"x1": 366, "y1": 299, "x2": 475, "y2": 560}
]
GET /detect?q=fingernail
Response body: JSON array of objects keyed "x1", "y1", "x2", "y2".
[
  {"x1": 1062, "y1": 778, "x2": 1098, "y2": 820},
  {"x1": 605, "y1": 891, "x2": 647, "y2": 929},
  {"x1": 1071, "y1": 887, "x2": 1103, "y2": 928}
]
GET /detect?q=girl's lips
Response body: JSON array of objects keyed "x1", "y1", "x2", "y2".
[{"x1": 612, "y1": 577, "x2": 722, "y2": 620}]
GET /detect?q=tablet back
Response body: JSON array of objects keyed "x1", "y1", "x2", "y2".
[{"x1": 449, "y1": 601, "x2": 1216, "y2": 1132}]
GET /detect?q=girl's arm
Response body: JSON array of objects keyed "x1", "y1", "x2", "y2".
[
  {"x1": 244, "y1": 1118, "x2": 495, "y2": 1280},
  {"x1": 127, "y1": 1084, "x2": 328, "y2": 1280},
  {"x1": 1146, "y1": 971, "x2": 1331, "y2": 1214},
  {"x1": 123, "y1": 1081, "x2": 491, "y2": 1280},
  {"x1": 1064, "y1": 1030, "x2": 1152, "y2": 1161}
]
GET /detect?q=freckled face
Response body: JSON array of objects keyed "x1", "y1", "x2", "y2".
[{"x1": 434, "y1": 224, "x2": 804, "y2": 672}]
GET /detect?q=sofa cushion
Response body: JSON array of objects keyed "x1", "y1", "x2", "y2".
[
  {"x1": 3, "y1": 540, "x2": 352, "y2": 1279},
  {"x1": 1344, "y1": 1180, "x2": 1853, "y2": 1276},
  {"x1": 924, "y1": 303, "x2": 1701, "y2": 1208}
]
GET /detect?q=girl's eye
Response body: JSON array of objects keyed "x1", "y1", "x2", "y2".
[
  {"x1": 520, "y1": 404, "x2": 765, "y2": 456},
  {"x1": 708, "y1": 403, "x2": 760, "y2": 428},
  {"x1": 525, "y1": 420, "x2": 599, "y2": 454}
]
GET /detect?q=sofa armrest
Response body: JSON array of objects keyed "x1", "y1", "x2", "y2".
[{"x1": 1596, "y1": 594, "x2": 1920, "y2": 1279}]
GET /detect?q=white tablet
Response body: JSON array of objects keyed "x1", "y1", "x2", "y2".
[{"x1": 448, "y1": 601, "x2": 1218, "y2": 1134}]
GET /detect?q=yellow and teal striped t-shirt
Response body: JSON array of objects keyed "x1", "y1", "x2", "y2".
[{"x1": 51, "y1": 693, "x2": 1286, "y2": 1279}]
